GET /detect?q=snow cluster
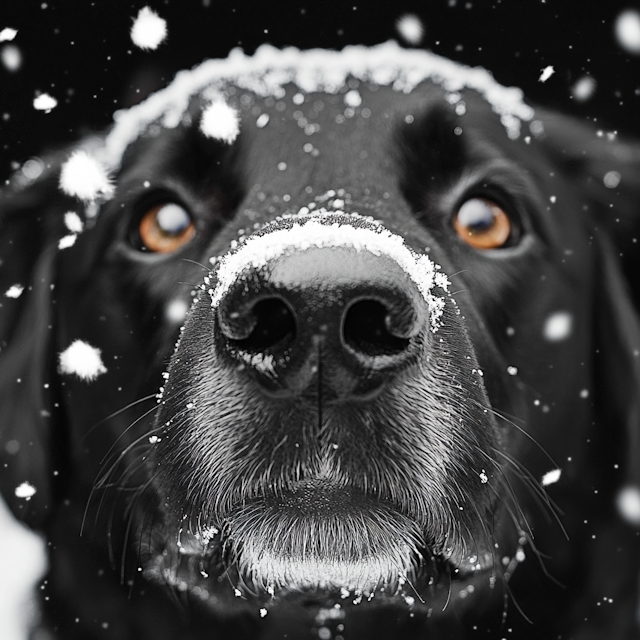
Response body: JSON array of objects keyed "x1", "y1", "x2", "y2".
[
  {"x1": 538, "y1": 66, "x2": 554, "y2": 83},
  {"x1": 541, "y1": 468, "x2": 561, "y2": 487},
  {"x1": 33, "y1": 93, "x2": 57, "y2": 113},
  {"x1": 199, "y1": 99, "x2": 240, "y2": 143},
  {"x1": 130, "y1": 7, "x2": 167, "y2": 51},
  {"x1": 98, "y1": 41, "x2": 534, "y2": 170},
  {"x1": 343, "y1": 89, "x2": 362, "y2": 108},
  {"x1": 0, "y1": 27, "x2": 17, "y2": 42},
  {"x1": 208, "y1": 211, "x2": 450, "y2": 332},
  {"x1": 14, "y1": 482, "x2": 36, "y2": 500},
  {"x1": 64, "y1": 211, "x2": 84, "y2": 233},
  {"x1": 58, "y1": 234, "x2": 77, "y2": 250},
  {"x1": 5, "y1": 284, "x2": 23, "y2": 299},
  {"x1": 59, "y1": 151, "x2": 114, "y2": 201},
  {"x1": 58, "y1": 340, "x2": 107, "y2": 381}
]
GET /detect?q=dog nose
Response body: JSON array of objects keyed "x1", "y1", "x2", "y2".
[{"x1": 216, "y1": 245, "x2": 427, "y2": 396}]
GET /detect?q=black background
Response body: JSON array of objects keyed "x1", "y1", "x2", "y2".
[{"x1": 1, "y1": 0, "x2": 640, "y2": 181}]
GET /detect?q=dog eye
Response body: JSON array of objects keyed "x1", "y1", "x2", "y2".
[
  {"x1": 453, "y1": 198, "x2": 512, "y2": 250},
  {"x1": 138, "y1": 203, "x2": 196, "y2": 253}
]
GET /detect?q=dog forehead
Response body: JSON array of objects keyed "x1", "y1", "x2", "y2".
[{"x1": 97, "y1": 41, "x2": 534, "y2": 172}]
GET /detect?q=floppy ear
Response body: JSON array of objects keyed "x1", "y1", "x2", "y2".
[
  {"x1": 539, "y1": 110, "x2": 640, "y2": 519},
  {"x1": 0, "y1": 160, "x2": 76, "y2": 528},
  {"x1": 536, "y1": 112, "x2": 640, "y2": 635},
  {"x1": 593, "y1": 233, "x2": 640, "y2": 510},
  {"x1": 536, "y1": 109, "x2": 640, "y2": 288}
]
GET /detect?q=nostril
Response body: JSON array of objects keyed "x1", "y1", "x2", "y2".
[
  {"x1": 343, "y1": 300, "x2": 411, "y2": 358},
  {"x1": 230, "y1": 297, "x2": 296, "y2": 352}
]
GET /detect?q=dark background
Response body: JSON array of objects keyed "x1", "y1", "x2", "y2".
[{"x1": 1, "y1": 0, "x2": 640, "y2": 181}]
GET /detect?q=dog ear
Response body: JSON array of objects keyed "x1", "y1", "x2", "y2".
[
  {"x1": 539, "y1": 111, "x2": 640, "y2": 524},
  {"x1": 535, "y1": 110, "x2": 640, "y2": 284},
  {"x1": 593, "y1": 233, "x2": 640, "y2": 519},
  {"x1": 537, "y1": 112, "x2": 640, "y2": 634},
  {"x1": 0, "y1": 159, "x2": 75, "y2": 528}
]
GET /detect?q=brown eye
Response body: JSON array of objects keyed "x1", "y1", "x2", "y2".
[
  {"x1": 453, "y1": 198, "x2": 512, "y2": 249},
  {"x1": 138, "y1": 203, "x2": 195, "y2": 253}
]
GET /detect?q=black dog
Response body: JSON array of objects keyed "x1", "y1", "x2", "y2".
[{"x1": 1, "y1": 42, "x2": 640, "y2": 639}]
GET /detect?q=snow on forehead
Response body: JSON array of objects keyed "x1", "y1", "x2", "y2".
[
  {"x1": 99, "y1": 41, "x2": 533, "y2": 168},
  {"x1": 208, "y1": 210, "x2": 450, "y2": 331}
]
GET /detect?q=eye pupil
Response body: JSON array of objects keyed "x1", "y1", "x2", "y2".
[{"x1": 454, "y1": 197, "x2": 512, "y2": 249}]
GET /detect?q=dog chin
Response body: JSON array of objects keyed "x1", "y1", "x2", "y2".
[
  {"x1": 144, "y1": 479, "x2": 495, "y2": 606},
  {"x1": 223, "y1": 483, "x2": 424, "y2": 595}
]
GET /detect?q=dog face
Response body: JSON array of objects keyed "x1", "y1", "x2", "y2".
[{"x1": 2, "y1": 43, "x2": 640, "y2": 639}]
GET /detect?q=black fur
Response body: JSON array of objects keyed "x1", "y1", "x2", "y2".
[{"x1": 1, "y1": 51, "x2": 640, "y2": 640}]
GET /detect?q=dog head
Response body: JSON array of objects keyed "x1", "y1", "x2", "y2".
[{"x1": 1, "y1": 43, "x2": 640, "y2": 638}]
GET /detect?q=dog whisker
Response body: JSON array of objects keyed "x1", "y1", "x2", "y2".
[{"x1": 82, "y1": 393, "x2": 158, "y2": 441}]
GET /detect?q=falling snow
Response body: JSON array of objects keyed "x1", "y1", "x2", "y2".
[
  {"x1": 58, "y1": 340, "x2": 107, "y2": 381},
  {"x1": 130, "y1": 7, "x2": 167, "y2": 51},
  {"x1": 199, "y1": 100, "x2": 240, "y2": 143},
  {"x1": 33, "y1": 93, "x2": 57, "y2": 113},
  {"x1": 616, "y1": 486, "x2": 640, "y2": 525},
  {"x1": 0, "y1": 28, "x2": 17, "y2": 42},
  {"x1": 396, "y1": 14, "x2": 424, "y2": 46},
  {"x1": 59, "y1": 151, "x2": 114, "y2": 201},
  {"x1": 603, "y1": 171, "x2": 621, "y2": 189},
  {"x1": 58, "y1": 234, "x2": 77, "y2": 250},
  {"x1": 541, "y1": 469, "x2": 561, "y2": 486},
  {"x1": 538, "y1": 66, "x2": 554, "y2": 83},
  {"x1": 615, "y1": 9, "x2": 640, "y2": 54},
  {"x1": 1, "y1": 44, "x2": 21, "y2": 72},
  {"x1": 343, "y1": 89, "x2": 362, "y2": 108},
  {"x1": 14, "y1": 482, "x2": 36, "y2": 500},
  {"x1": 543, "y1": 312, "x2": 573, "y2": 342},
  {"x1": 64, "y1": 211, "x2": 84, "y2": 233},
  {"x1": 21, "y1": 158, "x2": 44, "y2": 182},
  {"x1": 256, "y1": 113, "x2": 270, "y2": 128},
  {"x1": 165, "y1": 298, "x2": 189, "y2": 324},
  {"x1": 571, "y1": 76, "x2": 596, "y2": 102},
  {"x1": 5, "y1": 284, "x2": 24, "y2": 298}
]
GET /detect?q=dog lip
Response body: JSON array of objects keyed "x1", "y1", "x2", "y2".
[
  {"x1": 263, "y1": 478, "x2": 382, "y2": 515},
  {"x1": 141, "y1": 478, "x2": 497, "y2": 607}
]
